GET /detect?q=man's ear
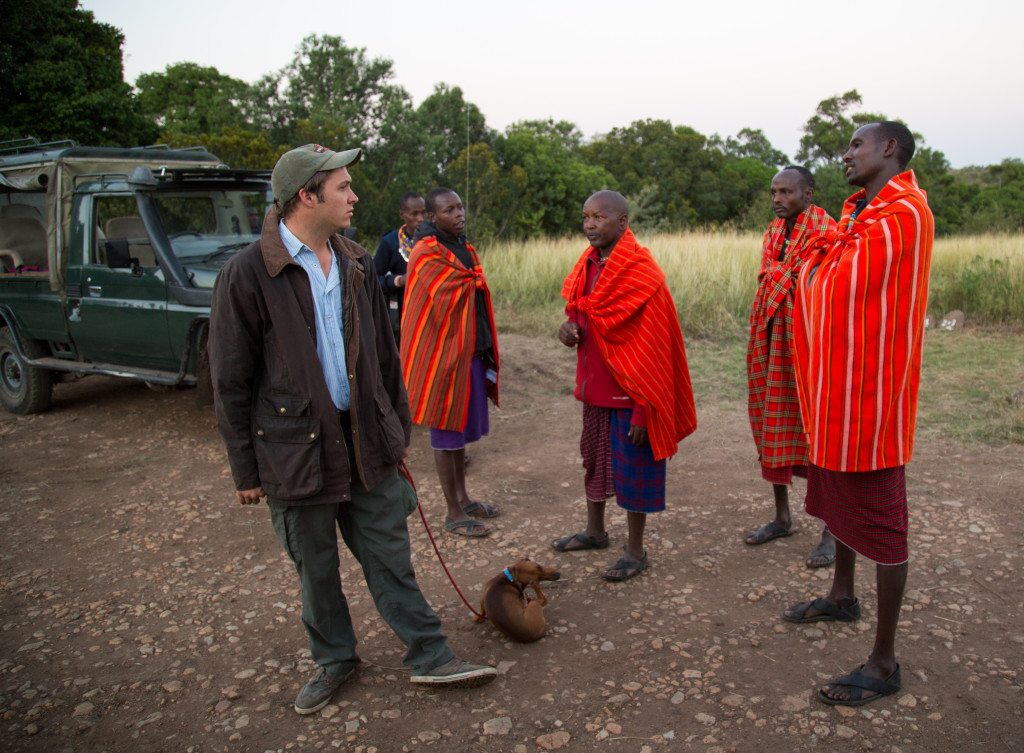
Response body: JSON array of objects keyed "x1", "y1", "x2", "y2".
[
  {"x1": 297, "y1": 188, "x2": 319, "y2": 207},
  {"x1": 882, "y1": 137, "x2": 899, "y2": 160}
]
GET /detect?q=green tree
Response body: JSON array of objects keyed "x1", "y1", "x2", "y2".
[
  {"x1": 0, "y1": 0, "x2": 156, "y2": 145},
  {"x1": 443, "y1": 143, "x2": 527, "y2": 240},
  {"x1": 136, "y1": 63, "x2": 252, "y2": 135},
  {"x1": 257, "y1": 34, "x2": 410, "y2": 149},
  {"x1": 416, "y1": 84, "x2": 494, "y2": 177},
  {"x1": 584, "y1": 119, "x2": 716, "y2": 229},
  {"x1": 497, "y1": 120, "x2": 615, "y2": 237},
  {"x1": 714, "y1": 128, "x2": 788, "y2": 168},
  {"x1": 808, "y1": 164, "x2": 851, "y2": 222},
  {"x1": 796, "y1": 90, "x2": 886, "y2": 167},
  {"x1": 963, "y1": 159, "x2": 1024, "y2": 232}
]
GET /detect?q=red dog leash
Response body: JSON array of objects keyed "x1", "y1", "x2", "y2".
[{"x1": 398, "y1": 461, "x2": 486, "y2": 621}]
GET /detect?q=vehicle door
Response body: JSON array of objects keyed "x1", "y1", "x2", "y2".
[{"x1": 66, "y1": 194, "x2": 173, "y2": 369}]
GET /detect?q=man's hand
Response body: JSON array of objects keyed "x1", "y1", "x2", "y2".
[
  {"x1": 235, "y1": 487, "x2": 266, "y2": 505},
  {"x1": 558, "y1": 320, "x2": 582, "y2": 347},
  {"x1": 394, "y1": 274, "x2": 405, "y2": 288},
  {"x1": 628, "y1": 425, "x2": 648, "y2": 446}
]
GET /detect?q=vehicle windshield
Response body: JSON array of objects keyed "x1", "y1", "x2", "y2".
[{"x1": 152, "y1": 188, "x2": 271, "y2": 262}]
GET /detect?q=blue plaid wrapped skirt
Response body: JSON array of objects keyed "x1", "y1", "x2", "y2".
[{"x1": 581, "y1": 406, "x2": 666, "y2": 513}]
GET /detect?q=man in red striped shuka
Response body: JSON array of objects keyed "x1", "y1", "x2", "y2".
[
  {"x1": 785, "y1": 122, "x2": 934, "y2": 707},
  {"x1": 552, "y1": 190, "x2": 697, "y2": 582},
  {"x1": 400, "y1": 188, "x2": 501, "y2": 538},
  {"x1": 745, "y1": 166, "x2": 838, "y2": 568}
]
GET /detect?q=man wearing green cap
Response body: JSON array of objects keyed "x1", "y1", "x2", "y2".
[{"x1": 209, "y1": 144, "x2": 496, "y2": 716}]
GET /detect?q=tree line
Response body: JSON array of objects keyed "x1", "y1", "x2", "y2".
[{"x1": 2, "y1": 1, "x2": 1022, "y2": 242}]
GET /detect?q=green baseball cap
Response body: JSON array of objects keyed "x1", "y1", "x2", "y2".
[{"x1": 271, "y1": 143, "x2": 362, "y2": 205}]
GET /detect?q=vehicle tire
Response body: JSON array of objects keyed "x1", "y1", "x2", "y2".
[{"x1": 0, "y1": 328, "x2": 53, "y2": 414}]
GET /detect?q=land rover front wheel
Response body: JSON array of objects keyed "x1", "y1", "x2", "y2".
[{"x1": 0, "y1": 329, "x2": 52, "y2": 414}]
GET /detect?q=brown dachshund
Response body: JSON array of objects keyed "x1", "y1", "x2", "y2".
[{"x1": 477, "y1": 559, "x2": 561, "y2": 642}]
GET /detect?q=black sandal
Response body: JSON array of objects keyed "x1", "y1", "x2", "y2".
[
  {"x1": 602, "y1": 549, "x2": 648, "y2": 581},
  {"x1": 744, "y1": 520, "x2": 793, "y2": 545},
  {"x1": 783, "y1": 596, "x2": 861, "y2": 623},
  {"x1": 818, "y1": 664, "x2": 901, "y2": 707},
  {"x1": 462, "y1": 501, "x2": 501, "y2": 519},
  {"x1": 551, "y1": 531, "x2": 610, "y2": 552},
  {"x1": 805, "y1": 538, "x2": 837, "y2": 568}
]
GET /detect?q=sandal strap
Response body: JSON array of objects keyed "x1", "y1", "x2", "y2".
[
  {"x1": 810, "y1": 597, "x2": 850, "y2": 619},
  {"x1": 553, "y1": 531, "x2": 608, "y2": 551},
  {"x1": 604, "y1": 551, "x2": 648, "y2": 580},
  {"x1": 831, "y1": 665, "x2": 900, "y2": 695}
]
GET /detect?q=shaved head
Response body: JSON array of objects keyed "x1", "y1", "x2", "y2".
[
  {"x1": 585, "y1": 190, "x2": 629, "y2": 217},
  {"x1": 583, "y1": 190, "x2": 629, "y2": 253}
]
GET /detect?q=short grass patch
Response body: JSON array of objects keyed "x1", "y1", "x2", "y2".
[{"x1": 917, "y1": 329, "x2": 1024, "y2": 445}]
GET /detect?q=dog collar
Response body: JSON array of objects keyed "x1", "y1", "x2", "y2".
[{"x1": 503, "y1": 567, "x2": 514, "y2": 583}]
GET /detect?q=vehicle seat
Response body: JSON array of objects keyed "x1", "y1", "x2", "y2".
[
  {"x1": 0, "y1": 217, "x2": 48, "y2": 272},
  {"x1": 0, "y1": 204, "x2": 43, "y2": 223},
  {"x1": 104, "y1": 216, "x2": 156, "y2": 267}
]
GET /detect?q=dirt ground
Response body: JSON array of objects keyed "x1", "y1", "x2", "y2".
[{"x1": 1, "y1": 333, "x2": 1021, "y2": 753}]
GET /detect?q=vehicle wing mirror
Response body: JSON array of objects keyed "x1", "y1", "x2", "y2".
[{"x1": 105, "y1": 239, "x2": 132, "y2": 269}]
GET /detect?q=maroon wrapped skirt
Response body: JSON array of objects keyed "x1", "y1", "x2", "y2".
[{"x1": 805, "y1": 464, "x2": 908, "y2": 565}]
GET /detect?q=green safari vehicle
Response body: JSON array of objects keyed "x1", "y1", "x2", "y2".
[{"x1": 0, "y1": 138, "x2": 273, "y2": 413}]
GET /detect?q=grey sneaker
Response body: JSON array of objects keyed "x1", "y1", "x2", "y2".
[
  {"x1": 293, "y1": 665, "x2": 356, "y2": 715},
  {"x1": 410, "y1": 657, "x2": 497, "y2": 688}
]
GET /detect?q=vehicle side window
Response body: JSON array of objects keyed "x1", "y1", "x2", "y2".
[
  {"x1": 154, "y1": 196, "x2": 216, "y2": 236},
  {"x1": 93, "y1": 196, "x2": 156, "y2": 267}
]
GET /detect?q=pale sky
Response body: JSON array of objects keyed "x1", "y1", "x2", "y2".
[{"x1": 82, "y1": 0, "x2": 1024, "y2": 168}]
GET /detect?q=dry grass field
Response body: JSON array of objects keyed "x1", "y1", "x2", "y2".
[{"x1": 483, "y1": 231, "x2": 1024, "y2": 339}]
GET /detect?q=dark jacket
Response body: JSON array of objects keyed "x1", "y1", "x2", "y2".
[
  {"x1": 209, "y1": 207, "x2": 412, "y2": 505},
  {"x1": 374, "y1": 229, "x2": 407, "y2": 297}
]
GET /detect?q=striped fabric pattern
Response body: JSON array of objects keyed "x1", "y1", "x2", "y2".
[
  {"x1": 793, "y1": 171, "x2": 934, "y2": 472},
  {"x1": 747, "y1": 205, "x2": 836, "y2": 473},
  {"x1": 562, "y1": 228, "x2": 697, "y2": 462},
  {"x1": 400, "y1": 235, "x2": 499, "y2": 431},
  {"x1": 580, "y1": 404, "x2": 615, "y2": 502}
]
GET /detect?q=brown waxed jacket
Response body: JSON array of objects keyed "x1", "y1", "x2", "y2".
[{"x1": 209, "y1": 206, "x2": 412, "y2": 505}]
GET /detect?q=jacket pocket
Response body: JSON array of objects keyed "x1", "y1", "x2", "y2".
[
  {"x1": 252, "y1": 414, "x2": 323, "y2": 500},
  {"x1": 260, "y1": 395, "x2": 311, "y2": 417},
  {"x1": 374, "y1": 387, "x2": 406, "y2": 465}
]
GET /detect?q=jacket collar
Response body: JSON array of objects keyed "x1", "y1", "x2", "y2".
[{"x1": 260, "y1": 205, "x2": 367, "y2": 278}]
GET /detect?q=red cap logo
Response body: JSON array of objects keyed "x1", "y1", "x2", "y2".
[{"x1": 313, "y1": 144, "x2": 326, "y2": 153}]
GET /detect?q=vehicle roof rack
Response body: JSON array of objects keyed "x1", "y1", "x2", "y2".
[{"x1": 0, "y1": 137, "x2": 78, "y2": 157}]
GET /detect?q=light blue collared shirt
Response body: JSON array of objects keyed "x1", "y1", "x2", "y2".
[{"x1": 279, "y1": 220, "x2": 351, "y2": 411}]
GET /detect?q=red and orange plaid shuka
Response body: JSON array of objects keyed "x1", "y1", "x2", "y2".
[
  {"x1": 747, "y1": 204, "x2": 836, "y2": 483},
  {"x1": 400, "y1": 235, "x2": 499, "y2": 431}
]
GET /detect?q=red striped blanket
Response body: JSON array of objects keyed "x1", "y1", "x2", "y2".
[
  {"x1": 400, "y1": 235, "x2": 499, "y2": 431},
  {"x1": 793, "y1": 170, "x2": 934, "y2": 471},
  {"x1": 562, "y1": 228, "x2": 696, "y2": 461}
]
